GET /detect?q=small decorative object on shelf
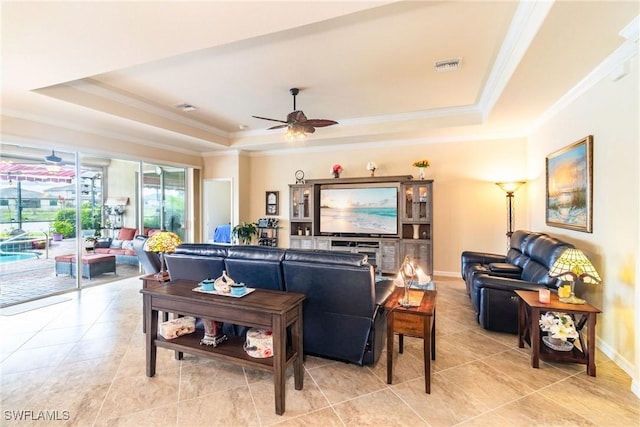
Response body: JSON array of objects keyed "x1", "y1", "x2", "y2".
[
  {"x1": 539, "y1": 311, "x2": 578, "y2": 348},
  {"x1": 366, "y1": 161, "x2": 377, "y2": 177},
  {"x1": 331, "y1": 164, "x2": 343, "y2": 178},
  {"x1": 412, "y1": 159, "x2": 430, "y2": 180},
  {"x1": 144, "y1": 231, "x2": 182, "y2": 279},
  {"x1": 295, "y1": 169, "x2": 305, "y2": 184},
  {"x1": 244, "y1": 328, "x2": 274, "y2": 358}
]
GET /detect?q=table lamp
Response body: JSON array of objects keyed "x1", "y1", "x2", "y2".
[
  {"x1": 549, "y1": 248, "x2": 601, "y2": 304},
  {"x1": 398, "y1": 256, "x2": 430, "y2": 307},
  {"x1": 144, "y1": 231, "x2": 182, "y2": 279}
]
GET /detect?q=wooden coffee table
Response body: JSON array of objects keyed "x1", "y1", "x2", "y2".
[
  {"x1": 515, "y1": 290, "x2": 601, "y2": 376},
  {"x1": 385, "y1": 285, "x2": 437, "y2": 393},
  {"x1": 141, "y1": 280, "x2": 305, "y2": 415}
]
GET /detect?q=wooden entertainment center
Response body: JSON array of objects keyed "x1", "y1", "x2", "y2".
[{"x1": 289, "y1": 175, "x2": 433, "y2": 275}]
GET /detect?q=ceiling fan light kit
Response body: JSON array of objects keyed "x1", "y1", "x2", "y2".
[{"x1": 253, "y1": 88, "x2": 338, "y2": 140}]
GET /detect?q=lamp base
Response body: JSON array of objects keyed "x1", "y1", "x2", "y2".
[{"x1": 559, "y1": 294, "x2": 586, "y2": 304}]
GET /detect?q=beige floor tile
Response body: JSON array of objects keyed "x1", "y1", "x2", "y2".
[
  {"x1": 333, "y1": 388, "x2": 427, "y2": 426},
  {"x1": 437, "y1": 360, "x2": 534, "y2": 409},
  {"x1": 392, "y1": 374, "x2": 490, "y2": 426},
  {"x1": 179, "y1": 358, "x2": 248, "y2": 400},
  {"x1": 105, "y1": 404, "x2": 178, "y2": 427},
  {"x1": 270, "y1": 407, "x2": 344, "y2": 426},
  {"x1": 250, "y1": 371, "x2": 330, "y2": 425},
  {"x1": 307, "y1": 360, "x2": 386, "y2": 404},
  {"x1": 94, "y1": 373, "x2": 180, "y2": 425},
  {"x1": 481, "y1": 348, "x2": 571, "y2": 389},
  {"x1": 177, "y1": 386, "x2": 259, "y2": 426},
  {"x1": 463, "y1": 392, "x2": 597, "y2": 426}
]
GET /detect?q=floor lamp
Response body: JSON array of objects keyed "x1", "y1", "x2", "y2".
[{"x1": 496, "y1": 181, "x2": 526, "y2": 246}]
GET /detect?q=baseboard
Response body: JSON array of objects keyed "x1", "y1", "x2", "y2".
[{"x1": 596, "y1": 336, "x2": 639, "y2": 398}]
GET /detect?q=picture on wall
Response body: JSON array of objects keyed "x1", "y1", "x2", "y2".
[
  {"x1": 265, "y1": 191, "x2": 279, "y2": 215},
  {"x1": 545, "y1": 135, "x2": 593, "y2": 233}
]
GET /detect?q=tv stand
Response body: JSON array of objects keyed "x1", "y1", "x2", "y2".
[{"x1": 289, "y1": 177, "x2": 433, "y2": 275}]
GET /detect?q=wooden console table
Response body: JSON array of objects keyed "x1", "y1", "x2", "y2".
[
  {"x1": 385, "y1": 286, "x2": 436, "y2": 393},
  {"x1": 141, "y1": 280, "x2": 305, "y2": 415},
  {"x1": 140, "y1": 273, "x2": 171, "y2": 333},
  {"x1": 515, "y1": 290, "x2": 601, "y2": 376}
]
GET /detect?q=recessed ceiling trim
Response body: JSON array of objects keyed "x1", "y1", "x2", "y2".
[{"x1": 477, "y1": 0, "x2": 555, "y2": 120}]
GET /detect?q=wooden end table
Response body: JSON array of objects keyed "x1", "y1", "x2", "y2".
[
  {"x1": 385, "y1": 286, "x2": 437, "y2": 393},
  {"x1": 141, "y1": 280, "x2": 305, "y2": 415},
  {"x1": 140, "y1": 273, "x2": 171, "y2": 333},
  {"x1": 515, "y1": 290, "x2": 601, "y2": 376}
]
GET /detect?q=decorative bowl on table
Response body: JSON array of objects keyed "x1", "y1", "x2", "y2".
[
  {"x1": 230, "y1": 283, "x2": 247, "y2": 296},
  {"x1": 200, "y1": 278, "x2": 215, "y2": 291}
]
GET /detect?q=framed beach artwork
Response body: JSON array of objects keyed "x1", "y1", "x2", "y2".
[{"x1": 545, "y1": 135, "x2": 593, "y2": 233}]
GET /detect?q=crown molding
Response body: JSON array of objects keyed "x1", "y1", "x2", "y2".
[{"x1": 477, "y1": 0, "x2": 555, "y2": 120}]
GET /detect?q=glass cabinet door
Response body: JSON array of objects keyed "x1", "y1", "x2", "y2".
[
  {"x1": 291, "y1": 185, "x2": 312, "y2": 220},
  {"x1": 403, "y1": 183, "x2": 431, "y2": 222}
]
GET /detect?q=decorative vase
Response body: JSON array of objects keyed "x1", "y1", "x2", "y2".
[
  {"x1": 214, "y1": 270, "x2": 235, "y2": 293},
  {"x1": 412, "y1": 224, "x2": 420, "y2": 240},
  {"x1": 418, "y1": 167, "x2": 426, "y2": 180},
  {"x1": 333, "y1": 172, "x2": 340, "y2": 178}
]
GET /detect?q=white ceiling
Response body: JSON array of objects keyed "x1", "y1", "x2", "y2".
[{"x1": 2, "y1": 1, "x2": 638, "y2": 155}]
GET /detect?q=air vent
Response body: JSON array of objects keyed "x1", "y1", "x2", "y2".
[
  {"x1": 434, "y1": 58, "x2": 461, "y2": 72},
  {"x1": 175, "y1": 103, "x2": 197, "y2": 112}
]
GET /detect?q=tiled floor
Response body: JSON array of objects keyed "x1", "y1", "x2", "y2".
[{"x1": 1, "y1": 276, "x2": 638, "y2": 426}]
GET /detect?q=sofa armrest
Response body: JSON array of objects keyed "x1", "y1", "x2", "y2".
[
  {"x1": 374, "y1": 279, "x2": 395, "y2": 307},
  {"x1": 461, "y1": 251, "x2": 505, "y2": 280}
]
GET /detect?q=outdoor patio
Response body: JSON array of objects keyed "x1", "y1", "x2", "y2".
[{"x1": 0, "y1": 238, "x2": 141, "y2": 308}]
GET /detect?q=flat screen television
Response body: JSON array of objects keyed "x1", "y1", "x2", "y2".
[{"x1": 319, "y1": 184, "x2": 399, "y2": 236}]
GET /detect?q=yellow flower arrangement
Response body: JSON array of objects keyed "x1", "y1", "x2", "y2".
[
  {"x1": 144, "y1": 231, "x2": 182, "y2": 253},
  {"x1": 412, "y1": 160, "x2": 430, "y2": 168}
]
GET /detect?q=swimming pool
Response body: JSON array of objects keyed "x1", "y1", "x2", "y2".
[{"x1": 0, "y1": 253, "x2": 38, "y2": 263}]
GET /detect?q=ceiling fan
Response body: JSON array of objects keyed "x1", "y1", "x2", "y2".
[{"x1": 252, "y1": 88, "x2": 338, "y2": 139}]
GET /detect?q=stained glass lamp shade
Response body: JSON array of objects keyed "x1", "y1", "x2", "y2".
[{"x1": 549, "y1": 248, "x2": 601, "y2": 304}]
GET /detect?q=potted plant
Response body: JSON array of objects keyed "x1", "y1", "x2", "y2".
[
  {"x1": 232, "y1": 222, "x2": 258, "y2": 245},
  {"x1": 52, "y1": 219, "x2": 73, "y2": 241}
]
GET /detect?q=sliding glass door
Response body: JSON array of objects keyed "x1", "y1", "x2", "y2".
[{"x1": 141, "y1": 164, "x2": 186, "y2": 240}]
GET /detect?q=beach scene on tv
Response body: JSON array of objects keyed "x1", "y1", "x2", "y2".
[{"x1": 320, "y1": 187, "x2": 398, "y2": 235}]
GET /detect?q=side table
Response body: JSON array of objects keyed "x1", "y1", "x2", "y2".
[
  {"x1": 385, "y1": 286, "x2": 437, "y2": 393},
  {"x1": 515, "y1": 290, "x2": 601, "y2": 376},
  {"x1": 140, "y1": 273, "x2": 171, "y2": 333}
]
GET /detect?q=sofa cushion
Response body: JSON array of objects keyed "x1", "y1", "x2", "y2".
[
  {"x1": 94, "y1": 238, "x2": 112, "y2": 249},
  {"x1": 225, "y1": 246, "x2": 286, "y2": 291},
  {"x1": 117, "y1": 227, "x2": 137, "y2": 241},
  {"x1": 109, "y1": 239, "x2": 123, "y2": 249}
]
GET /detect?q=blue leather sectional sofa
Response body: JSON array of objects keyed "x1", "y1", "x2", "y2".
[{"x1": 165, "y1": 244, "x2": 395, "y2": 365}]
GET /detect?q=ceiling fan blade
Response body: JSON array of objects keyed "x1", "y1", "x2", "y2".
[
  {"x1": 303, "y1": 119, "x2": 338, "y2": 128},
  {"x1": 303, "y1": 126, "x2": 316, "y2": 134},
  {"x1": 252, "y1": 115, "x2": 288, "y2": 124},
  {"x1": 267, "y1": 124, "x2": 288, "y2": 130}
]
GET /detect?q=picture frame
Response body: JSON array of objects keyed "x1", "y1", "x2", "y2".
[
  {"x1": 545, "y1": 135, "x2": 593, "y2": 233},
  {"x1": 265, "y1": 191, "x2": 279, "y2": 215}
]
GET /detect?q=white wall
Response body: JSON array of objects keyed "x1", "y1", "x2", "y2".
[{"x1": 527, "y1": 55, "x2": 639, "y2": 391}]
